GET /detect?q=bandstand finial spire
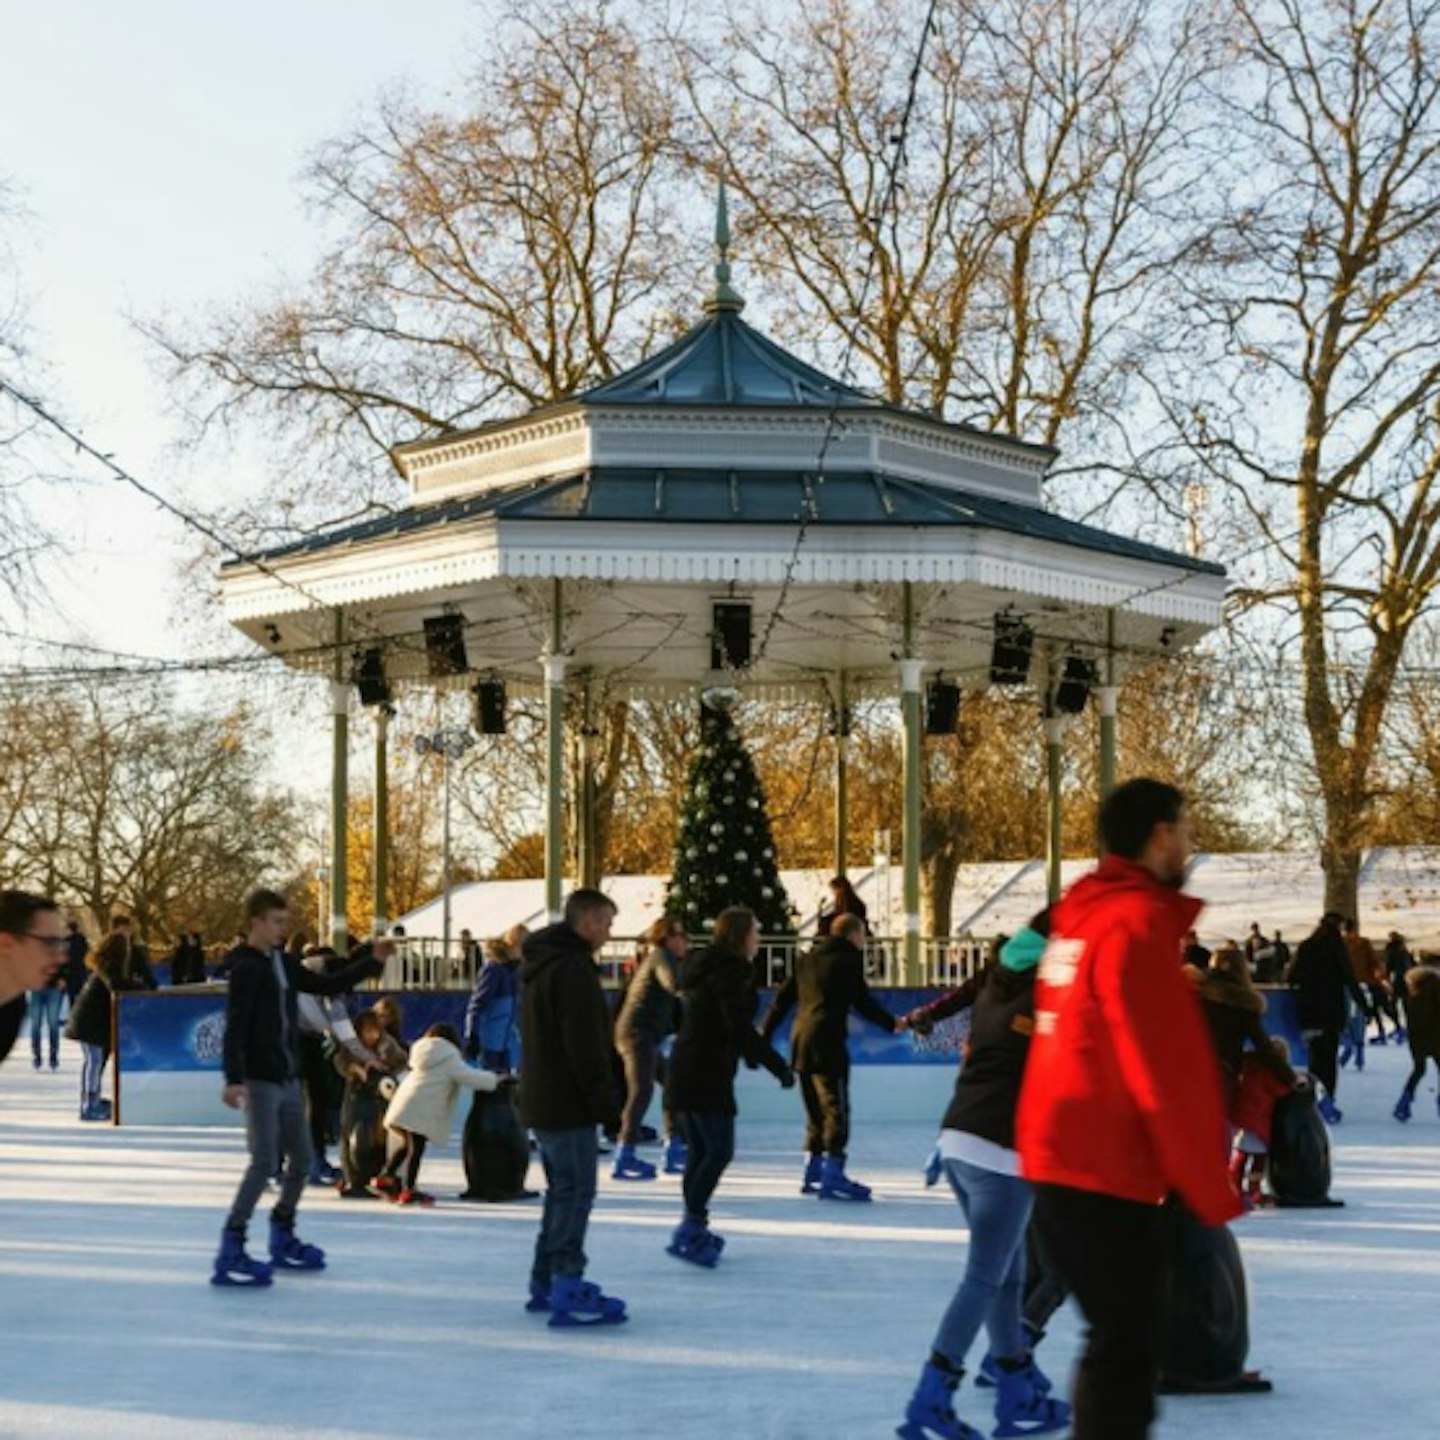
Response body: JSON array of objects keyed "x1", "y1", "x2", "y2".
[{"x1": 707, "y1": 179, "x2": 745, "y2": 314}]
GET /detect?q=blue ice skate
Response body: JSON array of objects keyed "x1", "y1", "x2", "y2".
[
  {"x1": 897, "y1": 1359, "x2": 983, "y2": 1440},
  {"x1": 1394, "y1": 1092, "x2": 1413, "y2": 1122},
  {"x1": 525, "y1": 1279, "x2": 552, "y2": 1313},
  {"x1": 612, "y1": 1145, "x2": 657, "y2": 1181},
  {"x1": 817, "y1": 1154, "x2": 872, "y2": 1202},
  {"x1": 663, "y1": 1135, "x2": 687, "y2": 1174},
  {"x1": 666, "y1": 1216, "x2": 723, "y2": 1268},
  {"x1": 547, "y1": 1274, "x2": 627, "y2": 1328},
  {"x1": 801, "y1": 1154, "x2": 823, "y2": 1194},
  {"x1": 993, "y1": 1361, "x2": 1070, "y2": 1436},
  {"x1": 1318, "y1": 1094, "x2": 1343, "y2": 1125},
  {"x1": 211, "y1": 1228, "x2": 273, "y2": 1288},
  {"x1": 976, "y1": 1351, "x2": 1052, "y2": 1396},
  {"x1": 269, "y1": 1220, "x2": 325, "y2": 1271}
]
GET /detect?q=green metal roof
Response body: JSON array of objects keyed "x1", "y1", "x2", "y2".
[{"x1": 227, "y1": 468, "x2": 1224, "y2": 577}]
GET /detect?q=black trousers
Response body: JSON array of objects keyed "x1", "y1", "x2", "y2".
[
  {"x1": 1032, "y1": 1183, "x2": 1172, "y2": 1440},
  {"x1": 678, "y1": 1111, "x2": 734, "y2": 1224},
  {"x1": 299, "y1": 1033, "x2": 333, "y2": 1154},
  {"x1": 798, "y1": 1071, "x2": 850, "y2": 1157},
  {"x1": 1306, "y1": 1027, "x2": 1341, "y2": 1097}
]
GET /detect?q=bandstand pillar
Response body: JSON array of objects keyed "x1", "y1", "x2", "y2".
[
  {"x1": 1044, "y1": 713, "x2": 1069, "y2": 905},
  {"x1": 372, "y1": 705, "x2": 390, "y2": 935},
  {"x1": 900, "y1": 586, "x2": 924, "y2": 985},
  {"x1": 1098, "y1": 611, "x2": 1119, "y2": 800},
  {"x1": 543, "y1": 581, "x2": 567, "y2": 923},
  {"x1": 328, "y1": 611, "x2": 350, "y2": 952},
  {"x1": 833, "y1": 672, "x2": 850, "y2": 879}
]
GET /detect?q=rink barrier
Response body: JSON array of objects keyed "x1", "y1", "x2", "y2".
[{"x1": 112, "y1": 985, "x2": 1306, "y2": 1128}]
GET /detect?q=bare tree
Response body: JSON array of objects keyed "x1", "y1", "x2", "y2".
[
  {"x1": 1156, "y1": 0, "x2": 1440, "y2": 917},
  {"x1": 145, "y1": 0, "x2": 696, "y2": 543}
]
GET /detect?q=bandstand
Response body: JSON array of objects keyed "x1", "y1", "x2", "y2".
[{"x1": 219, "y1": 199, "x2": 1226, "y2": 982}]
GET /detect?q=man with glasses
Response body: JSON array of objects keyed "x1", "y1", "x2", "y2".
[{"x1": 0, "y1": 891, "x2": 67, "y2": 1069}]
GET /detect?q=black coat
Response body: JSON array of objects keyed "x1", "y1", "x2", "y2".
[
  {"x1": 1288, "y1": 925, "x2": 1363, "y2": 1031},
  {"x1": 517, "y1": 923, "x2": 622, "y2": 1132},
  {"x1": 0, "y1": 996, "x2": 24, "y2": 1067},
  {"x1": 761, "y1": 934, "x2": 895, "y2": 1074},
  {"x1": 1192, "y1": 967, "x2": 1296, "y2": 1100},
  {"x1": 669, "y1": 944, "x2": 790, "y2": 1116},
  {"x1": 939, "y1": 964, "x2": 1038, "y2": 1151},
  {"x1": 222, "y1": 943, "x2": 381, "y2": 1086},
  {"x1": 64, "y1": 961, "x2": 144, "y2": 1050}
]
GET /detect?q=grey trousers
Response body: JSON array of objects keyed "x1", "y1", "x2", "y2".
[{"x1": 226, "y1": 1078, "x2": 312, "y2": 1234}]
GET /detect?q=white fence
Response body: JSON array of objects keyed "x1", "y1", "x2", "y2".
[{"x1": 377, "y1": 934, "x2": 994, "y2": 992}]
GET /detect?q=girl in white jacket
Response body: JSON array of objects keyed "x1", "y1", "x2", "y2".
[{"x1": 377, "y1": 1023, "x2": 500, "y2": 1205}]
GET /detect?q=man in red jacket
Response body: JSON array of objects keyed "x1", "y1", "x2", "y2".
[{"x1": 1017, "y1": 778, "x2": 1240, "y2": 1440}]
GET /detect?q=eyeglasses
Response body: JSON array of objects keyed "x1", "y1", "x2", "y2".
[{"x1": 24, "y1": 934, "x2": 68, "y2": 952}]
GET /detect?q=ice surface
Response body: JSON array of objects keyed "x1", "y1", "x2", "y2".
[{"x1": 2, "y1": 1042, "x2": 1437, "y2": 1438}]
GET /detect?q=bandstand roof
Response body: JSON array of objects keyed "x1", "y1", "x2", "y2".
[{"x1": 219, "y1": 218, "x2": 1227, "y2": 702}]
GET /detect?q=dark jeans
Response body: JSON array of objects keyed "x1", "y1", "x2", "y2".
[
  {"x1": 1032, "y1": 1183, "x2": 1171, "y2": 1440},
  {"x1": 226, "y1": 1078, "x2": 312, "y2": 1234},
  {"x1": 618, "y1": 1039, "x2": 660, "y2": 1146},
  {"x1": 29, "y1": 989, "x2": 62, "y2": 1065},
  {"x1": 1305, "y1": 1027, "x2": 1341, "y2": 1097},
  {"x1": 678, "y1": 1111, "x2": 735, "y2": 1223},
  {"x1": 531, "y1": 1127, "x2": 599, "y2": 1285},
  {"x1": 798, "y1": 1071, "x2": 849, "y2": 1156}
]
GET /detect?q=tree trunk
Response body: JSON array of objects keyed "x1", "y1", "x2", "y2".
[
  {"x1": 922, "y1": 845, "x2": 962, "y2": 939},
  {"x1": 1321, "y1": 834, "x2": 1361, "y2": 924}
]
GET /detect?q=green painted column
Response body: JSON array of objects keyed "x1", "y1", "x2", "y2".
[
  {"x1": 833, "y1": 673, "x2": 849, "y2": 878},
  {"x1": 373, "y1": 706, "x2": 390, "y2": 934},
  {"x1": 329, "y1": 612, "x2": 349, "y2": 952},
  {"x1": 1044, "y1": 715, "x2": 1068, "y2": 904},
  {"x1": 577, "y1": 679, "x2": 599, "y2": 891},
  {"x1": 543, "y1": 581, "x2": 567, "y2": 923},
  {"x1": 900, "y1": 602, "x2": 924, "y2": 987}
]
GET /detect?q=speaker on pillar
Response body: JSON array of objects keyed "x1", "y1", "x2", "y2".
[
  {"x1": 472, "y1": 679, "x2": 507, "y2": 735},
  {"x1": 711, "y1": 601, "x2": 752, "y2": 671},
  {"x1": 352, "y1": 648, "x2": 391, "y2": 707},
  {"x1": 1054, "y1": 656, "x2": 1098, "y2": 715},
  {"x1": 990, "y1": 613, "x2": 1034, "y2": 686},
  {"x1": 925, "y1": 679, "x2": 962, "y2": 735},
  {"x1": 423, "y1": 614, "x2": 468, "y2": 677}
]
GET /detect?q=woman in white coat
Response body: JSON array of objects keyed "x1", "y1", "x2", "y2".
[{"x1": 377, "y1": 1023, "x2": 500, "y2": 1205}]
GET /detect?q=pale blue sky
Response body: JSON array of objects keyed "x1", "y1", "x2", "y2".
[{"x1": 1, "y1": 0, "x2": 479, "y2": 662}]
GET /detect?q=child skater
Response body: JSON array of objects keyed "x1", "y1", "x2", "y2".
[
  {"x1": 665, "y1": 905, "x2": 793, "y2": 1266},
  {"x1": 377, "y1": 1023, "x2": 502, "y2": 1205}
]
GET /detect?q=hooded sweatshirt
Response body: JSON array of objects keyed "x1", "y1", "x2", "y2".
[
  {"x1": 517, "y1": 922, "x2": 621, "y2": 1132},
  {"x1": 1016, "y1": 855, "x2": 1240, "y2": 1227}
]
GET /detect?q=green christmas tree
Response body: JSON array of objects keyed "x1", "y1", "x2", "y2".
[{"x1": 665, "y1": 698, "x2": 795, "y2": 935}]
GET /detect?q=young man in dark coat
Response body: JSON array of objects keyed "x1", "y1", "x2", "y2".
[
  {"x1": 761, "y1": 911, "x2": 897, "y2": 1200},
  {"x1": 214, "y1": 889, "x2": 385, "y2": 1287},
  {"x1": 0, "y1": 892, "x2": 66, "y2": 1070},
  {"x1": 518, "y1": 888, "x2": 627, "y2": 1327},
  {"x1": 1286, "y1": 911, "x2": 1365, "y2": 1123}
]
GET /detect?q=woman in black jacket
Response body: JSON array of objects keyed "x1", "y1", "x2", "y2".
[
  {"x1": 665, "y1": 905, "x2": 793, "y2": 1267},
  {"x1": 65, "y1": 932, "x2": 136, "y2": 1121},
  {"x1": 898, "y1": 919, "x2": 1069, "y2": 1440}
]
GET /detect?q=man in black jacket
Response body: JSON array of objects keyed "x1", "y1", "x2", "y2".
[
  {"x1": 519, "y1": 888, "x2": 627, "y2": 1328},
  {"x1": 1287, "y1": 911, "x2": 1365, "y2": 1124},
  {"x1": 214, "y1": 888, "x2": 385, "y2": 1287},
  {"x1": 761, "y1": 912, "x2": 897, "y2": 1201}
]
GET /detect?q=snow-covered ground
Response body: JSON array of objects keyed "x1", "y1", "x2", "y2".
[{"x1": 1, "y1": 1042, "x2": 1437, "y2": 1438}]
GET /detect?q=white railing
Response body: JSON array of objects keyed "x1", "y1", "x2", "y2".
[{"x1": 376, "y1": 933, "x2": 995, "y2": 992}]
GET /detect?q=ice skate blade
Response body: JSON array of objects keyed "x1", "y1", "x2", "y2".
[
  {"x1": 210, "y1": 1269, "x2": 272, "y2": 1288},
  {"x1": 666, "y1": 1241, "x2": 720, "y2": 1269},
  {"x1": 546, "y1": 1308, "x2": 628, "y2": 1328}
]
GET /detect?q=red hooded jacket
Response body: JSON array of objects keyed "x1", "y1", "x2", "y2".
[{"x1": 1016, "y1": 855, "x2": 1241, "y2": 1227}]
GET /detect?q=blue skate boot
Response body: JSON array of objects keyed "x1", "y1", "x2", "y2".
[
  {"x1": 801, "y1": 1154, "x2": 823, "y2": 1194},
  {"x1": 818, "y1": 1154, "x2": 872, "y2": 1202},
  {"x1": 612, "y1": 1145, "x2": 657, "y2": 1181},
  {"x1": 977, "y1": 1342, "x2": 1052, "y2": 1395},
  {"x1": 897, "y1": 1357, "x2": 983, "y2": 1439},
  {"x1": 666, "y1": 1216, "x2": 724, "y2": 1268},
  {"x1": 663, "y1": 1135, "x2": 687, "y2": 1174},
  {"x1": 1394, "y1": 1091, "x2": 1414, "y2": 1122},
  {"x1": 211, "y1": 1227, "x2": 273, "y2": 1287},
  {"x1": 993, "y1": 1359, "x2": 1071, "y2": 1437},
  {"x1": 525, "y1": 1279, "x2": 551, "y2": 1313},
  {"x1": 269, "y1": 1218, "x2": 325, "y2": 1271},
  {"x1": 547, "y1": 1274, "x2": 627, "y2": 1328},
  {"x1": 1318, "y1": 1094, "x2": 1343, "y2": 1125}
]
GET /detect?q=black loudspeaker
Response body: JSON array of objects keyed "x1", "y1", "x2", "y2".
[
  {"x1": 353, "y1": 648, "x2": 391, "y2": 707},
  {"x1": 925, "y1": 680, "x2": 962, "y2": 735},
  {"x1": 711, "y1": 602, "x2": 752, "y2": 670},
  {"x1": 1054, "y1": 656, "x2": 1097, "y2": 715},
  {"x1": 423, "y1": 614, "x2": 468, "y2": 677},
  {"x1": 990, "y1": 614, "x2": 1034, "y2": 686},
  {"x1": 472, "y1": 679, "x2": 507, "y2": 735}
]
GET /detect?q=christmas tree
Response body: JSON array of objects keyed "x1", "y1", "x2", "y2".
[{"x1": 665, "y1": 696, "x2": 795, "y2": 935}]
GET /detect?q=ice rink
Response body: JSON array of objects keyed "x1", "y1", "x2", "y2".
[{"x1": 1, "y1": 1041, "x2": 1437, "y2": 1439}]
